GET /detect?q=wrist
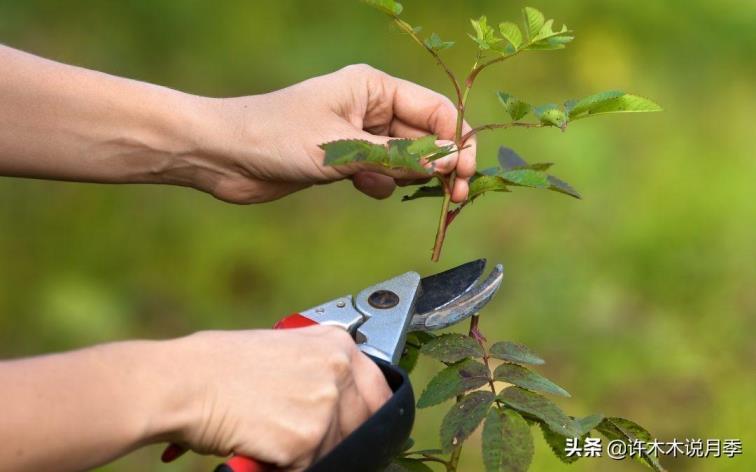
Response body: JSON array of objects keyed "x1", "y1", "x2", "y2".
[
  {"x1": 155, "y1": 93, "x2": 269, "y2": 200},
  {"x1": 134, "y1": 335, "x2": 205, "y2": 446}
]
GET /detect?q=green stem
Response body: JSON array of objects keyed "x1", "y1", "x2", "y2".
[
  {"x1": 446, "y1": 394, "x2": 466, "y2": 471},
  {"x1": 431, "y1": 180, "x2": 452, "y2": 262},
  {"x1": 461, "y1": 121, "x2": 544, "y2": 144},
  {"x1": 430, "y1": 55, "x2": 480, "y2": 262}
]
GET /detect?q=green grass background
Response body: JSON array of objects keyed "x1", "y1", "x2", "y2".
[{"x1": 0, "y1": 1, "x2": 753, "y2": 471}]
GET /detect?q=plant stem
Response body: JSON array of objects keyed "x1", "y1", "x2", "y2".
[
  {"x1": 446, "y1": 394, "x2": 466, "y2": 471},
  {"x1": 461, "y1": 122, "x2": 544, "y2": 144},
  {"x1": 431, "y1": 182, "x2": 452, "y2": 262},
  {"x1": 430, "y1": 53, "x2": 481, "y2": 262},
  {"x1": 392, "y1": 18, "x2": 462, "y2": 104}
]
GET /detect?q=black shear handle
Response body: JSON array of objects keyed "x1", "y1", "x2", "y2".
[{"x1": 215, "y1": 357, "x2": 415, "y2": 472}]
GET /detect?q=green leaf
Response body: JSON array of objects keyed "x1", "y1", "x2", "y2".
[
  {"x1": 493, "y1": 363, "x2": 571, "y2": 398},
  {"x1": 440, "y1": 391, "x2": 495, "y2": 451},
  {"x1": 597, "y1": 417, "x2": 652, "y2": 442},
  {"x1": 401, "y1": 185, "x2": 444, "y2": 201},
  {"x1": 522, "y1": 7, "x2": 545, "y2": 40},
  {"x1": 489, "y1": 341, "x2": 545, "y2": 365},
  {"x1": 482, "y1": 408, "x2": 533, "y2": 472},
  {"x1": 597, "y1": 417, "x2": 665, "y2": 471},
  {"x1": 528, "y1": 19, "x2": 573, "y2": 50},
  {"x1": 320, "y1": 139, "x2": 387, "y2": 166},
  {"x1": 546, "y1": 175, "x2": 581, "y2": 199},
  {"x1": 500, "y1": 409, "x2": 535, "y2": 472},
  {"x1": 540, "y1": 415, "x2": 602, "y2": 464},
  {"x1": 399, "y1": 343, "x2": 419, "y2": 373},
  {"x1": 424, "y1": 32, "x2": 455, "y2": 51},
  {"x1": 386, "y1": 458, "x2": 434, "y2": 472},
  {"x1": 407, "y1": 134, "x2": 456, "y2": 161},
  {"x1": 321, "y1": 135, "x2": 453, "y2": 173},
  {"x1": 568, "y1": 91, "x2": 663, "y2": 120},
  {"x1": 388, "y1": 139, "x2": 431, "y2": 173},
  {"x1": 362, "y1": 0, "x2": 403, "y2": 16},
  {"x1": 533, "y1": 104, "x2": 568, "y2": 130},
  {"x1": 496, "y1": 92, "x2": 531, "y2": 121},
  {"x1": 469, "y1": 16, "x2": 502, "y2": 51},
  {"x1": 419, "y1": 333, "x2": 485, "y2": 363},
  {"x1": 417, "y1": 359, "x2": 490, "y2": 408},
  {"x1": 539, "y1": 422, "x2": 584, "y2": 464},
  {"x1": 401, "y1": 437, "x2": 415, "y2": 452},
  {"x1": 497, "y1": 146, "x2": 529, "y2": 170},
  {"x1": 483, "y1": 408, "x2": 534, "y2": 472},
  {"x1": 498, "y1": 387, "x2": 581, "y2": 437},
  {"x1": 469, "y1": 175, "x2": 510, "y2": 200},
  {"x1": 575, "y1": 414, "x2": 605, "y2": 435},
  {"x1": 400, "y1": 332, "x2": 436, "y2": 373},
  {"x1": 501, "y1": 168, "x2": 550, "y2": 189},
  {"x1": 498, "y1": 22, "x2": 523, "y2": 49},
  {"x1": 482, "y1": 408, "x2": 504, "y2": 472}
]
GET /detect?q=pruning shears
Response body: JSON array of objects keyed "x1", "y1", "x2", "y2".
[{"x1": 162, "y1": 259, "x2": 503, "y2": 472}]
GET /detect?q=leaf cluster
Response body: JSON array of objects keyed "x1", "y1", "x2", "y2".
[
  {"x1": 395, "y1": 334, "x2": 664, "y2": 471},
  {"x1": 469, "y1": 7, "x2": 574, "y2": 55}
]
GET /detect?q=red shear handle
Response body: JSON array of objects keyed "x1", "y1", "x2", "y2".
[
  {"x1": 218, "y1": 314, "x2": 319, "y2": 471},
  {"x1": 217, "y1": 314, "x2": 319, "y2": 471},
  {"x1": 162, "y1": 313, "x2": 319, "y2": 471}
]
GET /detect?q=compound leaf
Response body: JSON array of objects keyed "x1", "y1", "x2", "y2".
[
  {"x1": 498, "y1": 387, "x2": 581, "y2": 437},
  {"x1": 498, "y1": 22, "x2": 523, "y2": 50},
  {"x1": 441, "y1": 391, "x2": 495, "y2": 451},
  {"x1": 418, "y1": 358, "x2": 490, "y2": 408},
  {"x1": 493, "y1": 363, "x2": 571, "y2": 398},
  {"x1": 425, "y1": 32, "x2": 455, "y2": 51},
  {"x1": 497, "y1": 92, "x2": 531, "y2": 121},
  {"x1": 362, "y1": 0, "x2": 403, "y2": 16},
  {"x1": 490, "y1": 341, "x2": 545, "y2": 365},
  {"x1": 419, "y1": 333, "x2": 485, "y2": 363}
]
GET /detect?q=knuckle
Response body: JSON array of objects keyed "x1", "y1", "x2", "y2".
[
  {"x1": 294, "y1": 422, "x2": 327, "y2": 451},
  {"x1": 326, "y1": 351, "x2": 352, "y2": 378},
  {"x1": 342, "y1": 63, "x2": 375, "y2": 76}
]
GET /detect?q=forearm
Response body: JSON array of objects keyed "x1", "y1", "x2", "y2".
[
  {"x1": 0, "y1": 44, "x2": 233, "y2": 190},
  {"x1": 0, "y1": 340, "x2": 189, "y2": 472}
]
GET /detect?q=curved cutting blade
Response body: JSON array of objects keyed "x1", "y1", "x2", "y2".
[
  {"x1": 414, "y1": 259, "x2": 486, "y2": 315},
  {"x1": 410, "y1": 263, "x2": 504, "y2": 331}
]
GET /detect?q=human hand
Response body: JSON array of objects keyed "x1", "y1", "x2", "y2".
[
  {"x1": 162, "y1": 326, "x2": 391, "y2": 471},
  {"x1": 190, "y1": 64, "x2": 476, "y2": 203}
]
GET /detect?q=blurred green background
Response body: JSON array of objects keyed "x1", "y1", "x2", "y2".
[{"x1": 0, "y1": 1, "x2": 753, "y2": 471}]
